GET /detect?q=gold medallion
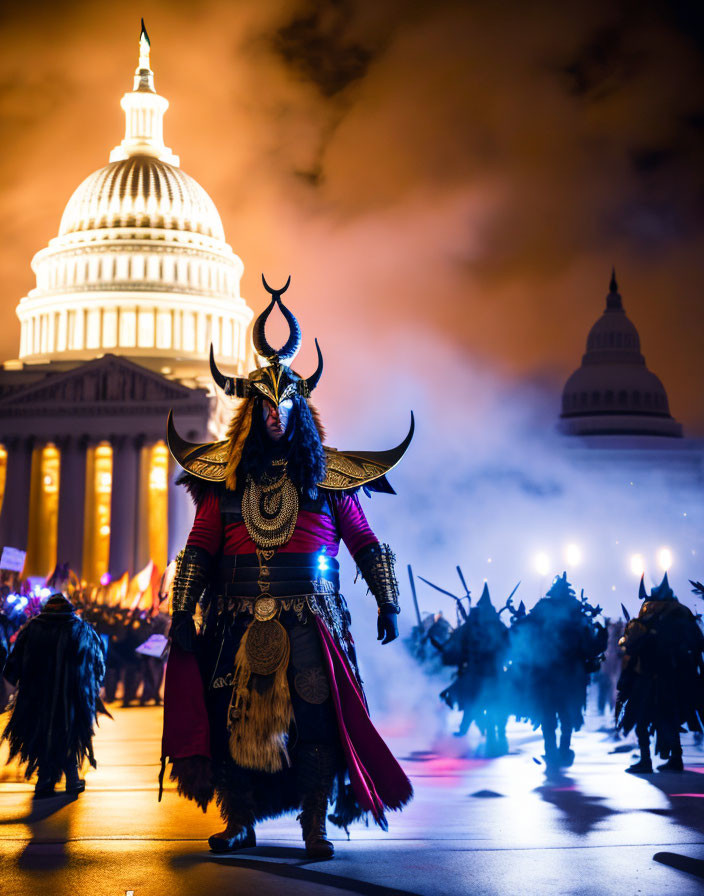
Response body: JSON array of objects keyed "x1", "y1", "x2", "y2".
[
  {"x1": 244, "y1": 619, "x2": 289, "y2": 675},
  {"x1": 254, "y1": 596, "x2": 278, "y2": 622}
]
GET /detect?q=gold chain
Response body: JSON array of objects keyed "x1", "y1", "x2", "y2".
[{"x1": 242, "y1": 461, "x2": 299, "y2": 549}]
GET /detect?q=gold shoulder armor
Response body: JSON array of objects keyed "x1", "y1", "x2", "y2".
[
  {"x1": 319, "y1": 412, "x2": 415, "y2": 489},
  {"x1": 167, "y1": 410, "x2": 414, "y2": 488},
  {"x1": 166, "y1": 411, "x2": 228, "y2": 482}
]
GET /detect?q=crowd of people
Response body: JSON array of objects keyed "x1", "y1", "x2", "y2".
[{"x1": 412, "y1": 571, "x2": 704, "y2": 775}]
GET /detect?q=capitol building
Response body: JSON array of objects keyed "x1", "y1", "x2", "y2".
[
  {"x1": 0, "y1": 26, "x2": 253, "y2": 582},
  {"x1": 558, "y1": 272, "x2": 703, "y2": 494}
]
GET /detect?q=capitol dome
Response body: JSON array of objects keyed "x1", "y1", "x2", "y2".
[
  {"x1": 15, "y1": 26, "x2": 252, "y2": 379},
  {"x1": 59, "y1": 156, "x2": 226, "y2": 241},
  {"x1": 559, "y1": 273, "x2": 681, "y2": 437}
]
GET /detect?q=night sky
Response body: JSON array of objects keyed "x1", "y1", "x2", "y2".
[{"x1": 1, "y1": 0, "x2": 704, "y2": 430}]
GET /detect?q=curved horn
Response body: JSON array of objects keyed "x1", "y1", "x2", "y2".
[
  {"x1": 209, "y1": 345, "x2": 249, "y2": 397},
  {"x1": 638, "y1": 574, "x2": 647, "y2": 601},
  {"x1": 254, "y1": 274, "x2": 301, "y2": 362},
  {"x1": 252, "y1": 295, "x2": 278, "y2": 360},
  {"x1": 166, "y1": 409, "x2": 209, "y2": 467},
  {"x1": 262, "y1": 273, "x2": 291, "y2": 297},
  {"x1": 301, "y1": 339, "x2": 324, "y2": 395}
]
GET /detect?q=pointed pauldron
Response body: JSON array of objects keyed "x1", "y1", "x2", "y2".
[{"x1": 167, "y1": 410, "x2": 415, "y2": 491}]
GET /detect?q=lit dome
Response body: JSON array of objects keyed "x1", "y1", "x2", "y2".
[
  {"x1": 59, "y1": 156, "x2": 225, "y2": 241},
  {"x1": 14, "y1": 25, "x2": 252, "y2": 375},
  {"x1": 560, "y1": 273, "x2": 682, "y2": 437}
]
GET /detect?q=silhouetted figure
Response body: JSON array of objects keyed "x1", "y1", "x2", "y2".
[
  {"x1": 511, "y1": 573, "x2": 606, "y2": 773},
  {"x1": 139, "y1": 610, "x2": 169, "y2": 705},
  {"x1": 1, "y1": 593, "x2": 109, "y2": 797},
  {"x1": 440, "y1": 583, "x2": 510, "y2": 755},
  {"x1": 596, "y1": 618, "x2": 625, "y2": 719},
  {"x1": 617, "y1": 574, "x2": 704, "y2": 774}
]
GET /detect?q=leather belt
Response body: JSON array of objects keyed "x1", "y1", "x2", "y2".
[{"x1": 217, "y1": 552, "x2": 340, "y2": 597}]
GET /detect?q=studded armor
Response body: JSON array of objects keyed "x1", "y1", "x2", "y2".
[{"x1": 355, "y1": 542, "x2": 400, "y2": 613}]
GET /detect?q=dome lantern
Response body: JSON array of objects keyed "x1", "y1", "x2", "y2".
[{"x1": 109, "y1": 21, "x2": 179, "y2": 166}]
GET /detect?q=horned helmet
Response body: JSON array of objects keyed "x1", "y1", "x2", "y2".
[
  {"x1": 639, "y1": 572, "x2": 676, "y2": 603},
  {"x1": 209, "y1": 275, "x2": 323, "y2": 406}
]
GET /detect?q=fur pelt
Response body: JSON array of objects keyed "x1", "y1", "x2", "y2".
[
  {"x1": 224, "y1": 398, "x2": 255, "y2": 492},
  {"x1": 1, "y1": 607, "x2": 109, "y2": 782},
  {"x1": 175, "y1": 470, "x2": 223, "y2": 507},
  {"x1": 168, "y1": 756, "x2": 214, "y2": 813},
  {"x1": 228, "y1": 623, "x2": 292, "y2": 772}
]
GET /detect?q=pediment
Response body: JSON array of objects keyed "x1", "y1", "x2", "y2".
[{"x1": 0, "y1": 355, "x2": 202, "y2": 408}]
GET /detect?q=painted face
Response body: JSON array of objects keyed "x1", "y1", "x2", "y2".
[{"x1": 262, "y1": 399, "x2": 293, "y2": 441}]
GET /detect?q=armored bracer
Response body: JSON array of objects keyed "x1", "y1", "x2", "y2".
[
  {"x1": 355, "y1": 542, "x2": 400, "y2": 614},
  {"x1": 171, "y1": 545, "x2": 212, "y2": 615}
]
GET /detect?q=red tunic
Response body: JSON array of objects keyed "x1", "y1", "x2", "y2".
[{"x1": 186, "y1": 489, "x2": 378, "y2": 559}]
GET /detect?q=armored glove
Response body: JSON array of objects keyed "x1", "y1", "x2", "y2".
[
  {"x1": 355, "y1": 542, "x2": 400, "y2": 645},
  {"x1": 377, "y1": 605, "x2": 400, "y2": 645},
  {"x1": 170, "y1": 610, "x2": 197, "y2": 653},
  {"x1": 169, "y1": 545, "x2": 212, "y2": 653}
]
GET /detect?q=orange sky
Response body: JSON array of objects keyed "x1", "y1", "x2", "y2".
[{"x1": 1, "y1": 0, "x2": 704, "y2": 430}]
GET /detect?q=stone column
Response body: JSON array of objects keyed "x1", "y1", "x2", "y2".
[
  {"x1": 56, "y1": 436, "x2": 88, "y2": 573},
  {"x1": 167, "y1": 455, "x2": 194, "y2": 563},
  {"x1": 108, "y1": 436, "x2": 141, "y2": 579},
  {"x1": 0, "y1": 437, "x2": 33, "y2": 550},
  {"x1": 134, "y1": 442, "x2": 151, "y2": 572}
]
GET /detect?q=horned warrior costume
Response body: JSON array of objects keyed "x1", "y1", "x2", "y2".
[
  {"x1": 617, "y1": 574, "x2": 704, "y2": 774},
  {"x1": 510, "y1": 572, "x2": 606, "y2": 773},
  {"x1": 440, "y1": 584, "x2": 511, "y2": 756},
  {"x1": 160, "y1": 276, "x2": 414, "y2": 857}
]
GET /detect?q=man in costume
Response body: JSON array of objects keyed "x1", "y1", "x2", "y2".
[
  {"x1": 161, "y1": 276, "x2": 414, "y2": 858},
  {"x1": 616, "y1": 574, "x2": 704, "y2": 773},
  {"x1": 2, "y1": 593, "x2": 108, "y2": 797},
  {"x1": 510, "y1": 572, "x2": 606, "y2": 773},
  {"x1": 440, "y1": 583, "x2": 511, "y2": 755}
]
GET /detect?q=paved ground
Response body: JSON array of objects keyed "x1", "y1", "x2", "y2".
[{"x1": 1, "y1": 705, "x2": 704, "y2": 896}]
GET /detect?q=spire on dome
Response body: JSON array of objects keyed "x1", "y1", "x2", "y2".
[
  {"x1": 134, "y1": 19, "x2": 155, "y2": 93},
  {"x1": 109, "y1": 22, "x2": 179, "y2": 166},
  {"x1": 606, "y1": 267, "x2": 623, "y2": 310}
]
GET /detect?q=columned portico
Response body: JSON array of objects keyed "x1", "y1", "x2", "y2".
[
  {"x1": 0, "y1": 354, "x2": 209, "y2": 581},
  {"x1": 167, "y1": 455, "x2": 194, "y2": 562},
  {"x1": 109, "y1": 435, "x2": 143, "y2": 579},
  {"x1": 0, "y1": 438, "x2": 33, "y2": 550},
  {"x1": 57, "y1": 435, "x2": 88, "y2": 572}
]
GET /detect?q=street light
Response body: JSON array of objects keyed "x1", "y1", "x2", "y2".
[
  {"x1": 534, "y1": 552, "x2": 550, "y2": 576},
  {"x1": 565, "y1": 543, "x2": 582, "y2": 566},
  {"x1": 657, "y1": 547, "x2": 673, "y2": 571},
  {"x1": 630, "y1": 554, "x2": 645, "y2": 577}
]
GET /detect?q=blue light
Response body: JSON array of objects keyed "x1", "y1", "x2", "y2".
[{"x1": 317, "y1": 551, "x2": 329, "y2": 572}]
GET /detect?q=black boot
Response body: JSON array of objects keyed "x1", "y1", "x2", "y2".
[
  {"x1": 558, "y1": 729, "x2": 575, "y2": 768},
  {"x1": 628, "y1": 727, "x2": 653, "y2": 774},
  {"x1": 208, "y1": 820, "x2": 256, "y2": 853},
  {"x1": 34, "y1": 771, "x2": 56, "y2": 799},
  {"x1": 296, "y1": 743, "x2": 338, "y2": 860},
  {"x1": 626, "y1": 757, "x2": 653, "y2": 773},
  {"x1": 658, "y1": 750, "x2": 684, "y2": 772},
  {"x1": 299, "y1": 792, "x2": 334, "y2": 859}
]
